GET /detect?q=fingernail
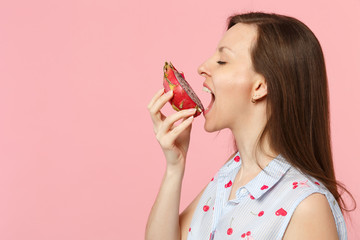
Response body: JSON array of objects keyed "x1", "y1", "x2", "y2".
[
  {"x1": 187, "y1": 108, "x2": 196, "y2": 112},
  {"x1": 167, "y1": 90, "x2": 173, "y2": 95},
  {"x1": 187, "y1": 116, "x2": 194, "y2": 121}
]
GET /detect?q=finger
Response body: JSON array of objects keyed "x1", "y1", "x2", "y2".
[
  {"x1": 167, "y1": 115, "x2": 194, "y2": 141},
  {"x1": 147, "y1": 88, "x2": 165, "y2": 110},
  {"x1": 150, "y1": 89, "x2": 173, "y2": 113},
  {"x1": 157, "y1": 115, "x2": 194, "y2": 149},
  {"x1": 148, "y1": 90, "x2": 174, "y2": 123},
  {"x1": 157, "y1": 108, "x2": 196, "y2": 136}
]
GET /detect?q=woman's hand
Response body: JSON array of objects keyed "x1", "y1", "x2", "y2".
[{"x1": 147, "y1": 88, "x2": 196, "y2": 170}]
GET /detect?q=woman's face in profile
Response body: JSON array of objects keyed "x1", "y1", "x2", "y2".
[{"x1": 198, "y1": 23, "x2": 266, "y2": 132}]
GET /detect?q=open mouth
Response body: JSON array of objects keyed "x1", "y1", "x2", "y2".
[{"x1": 202, "y1": 86, "x2": 215, "y2": 115}]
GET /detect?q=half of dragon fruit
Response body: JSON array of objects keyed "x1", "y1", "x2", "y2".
[{"x1": 163, "y1": 61, "x2": 204, "y2": 117}]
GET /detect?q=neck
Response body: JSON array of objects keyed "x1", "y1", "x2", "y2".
[{"x1": 231, "y1": 104, "x2": 278, "y2": 174}]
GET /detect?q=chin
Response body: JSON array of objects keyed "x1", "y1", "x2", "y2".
[
  {"x1": 204, "y1": 122, "x2": 214, "y2": 132},
  {"x1": 204, "y1": 121, "x2": 222, "y2": 133}
]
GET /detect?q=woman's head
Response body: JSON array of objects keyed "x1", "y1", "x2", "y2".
[
  {"x1": 197, "y1": 23, "x2": 268, "y2": 133},
  {"x1": 200, "y1": 11, "x2": 354, "y2": 213},
  {"x1": 227, "y1": 12, "x2": 330, "y2": 152}
]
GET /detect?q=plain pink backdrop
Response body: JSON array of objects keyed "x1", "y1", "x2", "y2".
[{"x1": 0, "y1": 0, "x2": 359, "y2": 239}]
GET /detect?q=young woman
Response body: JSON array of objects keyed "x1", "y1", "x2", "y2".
[{"x1": 145, "y1": 12, "x2": 352, "y2": 240}]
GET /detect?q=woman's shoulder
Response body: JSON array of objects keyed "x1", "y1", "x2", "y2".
[
  {"x1": 273, "y1": 163, "x2": 347, "y2": 239},
  {"x1": 276, "y1": 164, "x2": 341, "y2": 215},
  {"x1": 282, "y1": 192, "x2": 340, "y2": 239}
]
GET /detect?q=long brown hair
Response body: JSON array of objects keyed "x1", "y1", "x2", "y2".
[{"x1": 227, "y1": 12, "x2": 355, "y2": 213}]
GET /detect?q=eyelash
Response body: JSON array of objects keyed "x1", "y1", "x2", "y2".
[{"x1": 217, "y1": 61, "x2": 226, "y2": 65}]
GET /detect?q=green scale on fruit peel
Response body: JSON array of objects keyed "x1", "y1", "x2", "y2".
[{"x1": 163, "y1": 61, "x2": 204, "y2": 117}]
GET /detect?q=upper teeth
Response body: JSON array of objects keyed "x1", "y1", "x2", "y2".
[{"x1": 202, "y1": 86, "x2": 212, "y2": 94}]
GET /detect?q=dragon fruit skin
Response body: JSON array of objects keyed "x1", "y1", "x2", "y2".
[{"x1": 163, "y1": 62, "x2": 204, "y2": 117}]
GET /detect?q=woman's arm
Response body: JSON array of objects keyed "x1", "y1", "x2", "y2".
[
  {"x1": 145, "y1": 166, "x2": 185, "y2": 240},
  {"x1": 283, "y1": 193, "x2": 339, "y2": 239},
  {"x1": 145, "y1": 89, "x2": 197, "y2": 240}
]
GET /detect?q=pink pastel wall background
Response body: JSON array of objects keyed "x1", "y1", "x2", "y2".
[{"x1": 0, "y1": 0, "x2": 359, "y2": 239}]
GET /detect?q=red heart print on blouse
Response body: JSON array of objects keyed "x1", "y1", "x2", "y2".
[
  {"x1": 275, "y1": 208, "x2": 287, "y2": 216},
  {"x1": 225, "y1": 180, "x2": 232, "y2": 188}
]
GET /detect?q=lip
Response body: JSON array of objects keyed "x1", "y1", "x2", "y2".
[
  {"x1": 202, "y1": 82, "x2": 215, "y2": 116},
  {"x1": 203, "y1": 82, "x2": 214, "y2": 94}
]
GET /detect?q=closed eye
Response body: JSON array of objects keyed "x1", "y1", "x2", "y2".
[{"x1": 217, "y1": 61, "x2": 226, "y2": 65}]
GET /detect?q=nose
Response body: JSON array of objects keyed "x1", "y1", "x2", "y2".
[{"x1": 197, "y1": 60, "x2": 210, "y2": 77}]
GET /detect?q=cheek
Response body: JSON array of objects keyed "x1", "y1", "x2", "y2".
[
  {"x1": 225, "y1": 88, "x2": 250, "y2": 115},
  {"x1": 217, "y1": 74, "x2": 253, "y2": 108}
]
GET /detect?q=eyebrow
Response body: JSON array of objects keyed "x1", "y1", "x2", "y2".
[{"x1": 218, "y1": 46, "x2": 235, "y2": 55}]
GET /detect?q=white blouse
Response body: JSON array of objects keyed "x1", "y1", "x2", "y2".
[{"x1": 187, "y1": 152, "x2": 347, "y2": 239}]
